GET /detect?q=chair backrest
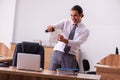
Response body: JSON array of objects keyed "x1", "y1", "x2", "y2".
[
  {"x1": 82, "y1": 59, "x2": 90, "y2": 72},
  {"x1": 12, "y1": 42, "x2": 44, "y2": 69}
]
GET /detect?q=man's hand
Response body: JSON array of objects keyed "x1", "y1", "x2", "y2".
[{"x1": 57, "y1": 34, "x2": 68, "y2": 44}]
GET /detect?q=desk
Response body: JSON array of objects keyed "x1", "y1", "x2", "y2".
[
  {"x1": 0, "y1": 56, "x2": 13, "y2": 63},
  {"x1": 0, "y1": 43, "x2": 13, "y2": 57},
  {"x1": 11, "y1": 43, "x2": 53, "y2": 69},
  {"x1": 0, "y1": 67, "x2": 100, "y2": 80},
  {"x1": 96, "y1": 54, "x2": 120, "y2": 80},
  {"x1": 96, "y1": 65, "x2": 120, "y2": 80}
]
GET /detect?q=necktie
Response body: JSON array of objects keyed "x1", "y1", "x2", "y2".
[
  {"x1": 68, "y1": 24, "x2": 77, "y2": 40},
  {"x1": 64, "y1": 24, "x2": 77, "y2": 53}
]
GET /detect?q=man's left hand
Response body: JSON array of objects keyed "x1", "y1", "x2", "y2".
[{"x1": 57, "y1": 34, "x2": 68, "y2": 44}]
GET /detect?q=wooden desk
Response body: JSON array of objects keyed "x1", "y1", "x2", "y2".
[
  {"x1": 0, "y1": 42, "x2": 13, "y2": 57},
  {"x1": 0, "y1": 67, "x2": 100, "y2": 80},
  {"x1": 0, "y1": 56, "x2": 13, "y2": 63},
  {"x1": 96, "y1": 54, "x2": 120, "y2": 80},
  {"x1": 100, "y1": 54, "x2": 120, "y2": 67},
  {"x1": 44, "y1": 46, "x2": 53, "y2": 69},
  {"x1": 11, "y1": 43, "x2": 53, "y2": 69},
  {"x1": 96, "y1": 65, "x2": 120, "y2": 80}
]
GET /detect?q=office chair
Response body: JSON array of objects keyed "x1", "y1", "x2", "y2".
[
  {"x1": 82, "y1": 59, "x2": 96, "y2": 74},
  {"x1": 0, "y1": 42, "x2": 44, "y2": 69}
]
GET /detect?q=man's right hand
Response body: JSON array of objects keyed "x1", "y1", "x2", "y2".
[{"x1": 46, "y1": 25, "x2": 54, "y2": 32}]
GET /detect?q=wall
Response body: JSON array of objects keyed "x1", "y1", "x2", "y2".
[
  {"x1": 0, "y1": 0, "x2": 16, "y2": 47},
  {"x1": 13, "y1": 0, "x2": 120, "y2": 71}
]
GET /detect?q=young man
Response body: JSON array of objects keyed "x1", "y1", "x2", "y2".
[{"x1": 46, "y1": 5, "x2": 89, "y2": 70}]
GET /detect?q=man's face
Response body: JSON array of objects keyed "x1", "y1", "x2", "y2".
[{"x1": 70, "y1": 10, "x2": 82, "y2": 24}]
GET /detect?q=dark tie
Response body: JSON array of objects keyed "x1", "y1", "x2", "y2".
[
  {"x1": 64, "y1": 24, "x2": 77, "y2": 53},
  {"x1": 68, "y1": 25, "x2": 77, "y2": 40}
]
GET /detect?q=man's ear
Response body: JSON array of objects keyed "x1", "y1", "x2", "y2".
[
  {"x1": 81, "y1": 13, "x2": 84, "y2": 17},
  {"x1": 82, "y1": 14, "x2": 84, "y2": 18},
  {"x1": 79, "y1": 13, "x2": 84, "y2": 18}
]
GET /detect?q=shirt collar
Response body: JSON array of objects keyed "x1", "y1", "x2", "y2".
[{"x1": 71, "y1": 20, "x2": 82, "y2": 27}]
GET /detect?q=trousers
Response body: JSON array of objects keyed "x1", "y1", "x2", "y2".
[{"x1": 49, "y1": 50, "x2": 79, "y2": 70}]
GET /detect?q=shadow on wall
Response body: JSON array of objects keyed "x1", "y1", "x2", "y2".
[{"x1": 78, "y1": 49, "x2": 88, "y2": 73}]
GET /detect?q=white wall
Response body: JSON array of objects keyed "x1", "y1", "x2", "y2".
[
  {"x1": 13, "y1": 0, "x2": 78, "y2": 43},
  {"x1": 13, "y1": 0, "x2": 120, "y2": 71},
  {"x1": 81, "y1": 0, "x2": 120, "y2": 71},
  {"x1": 0, "y1": 0, "x2": 16, "y2": 47}
]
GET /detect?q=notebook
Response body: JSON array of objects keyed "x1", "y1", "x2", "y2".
[{"x1": 17, "y1": 53, "x2": 42, "y2": 71}]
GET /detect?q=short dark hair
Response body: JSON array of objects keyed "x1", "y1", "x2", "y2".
[{"x1": 71, "y1": 5, "x2": 83, "y2": 14}]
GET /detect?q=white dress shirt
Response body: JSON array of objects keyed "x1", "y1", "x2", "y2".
[{"x1": 52, "y1": 19, "x2": 90, "y2": 55}]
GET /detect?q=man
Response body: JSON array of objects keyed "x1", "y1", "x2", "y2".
[{"x1": 46, "y1": 5, "x2": 89, "y2": 71}]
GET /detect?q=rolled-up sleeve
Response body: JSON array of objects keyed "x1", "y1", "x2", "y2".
[{"x1": 52, "y1": 19, "x2": 67, "y2": 30}]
